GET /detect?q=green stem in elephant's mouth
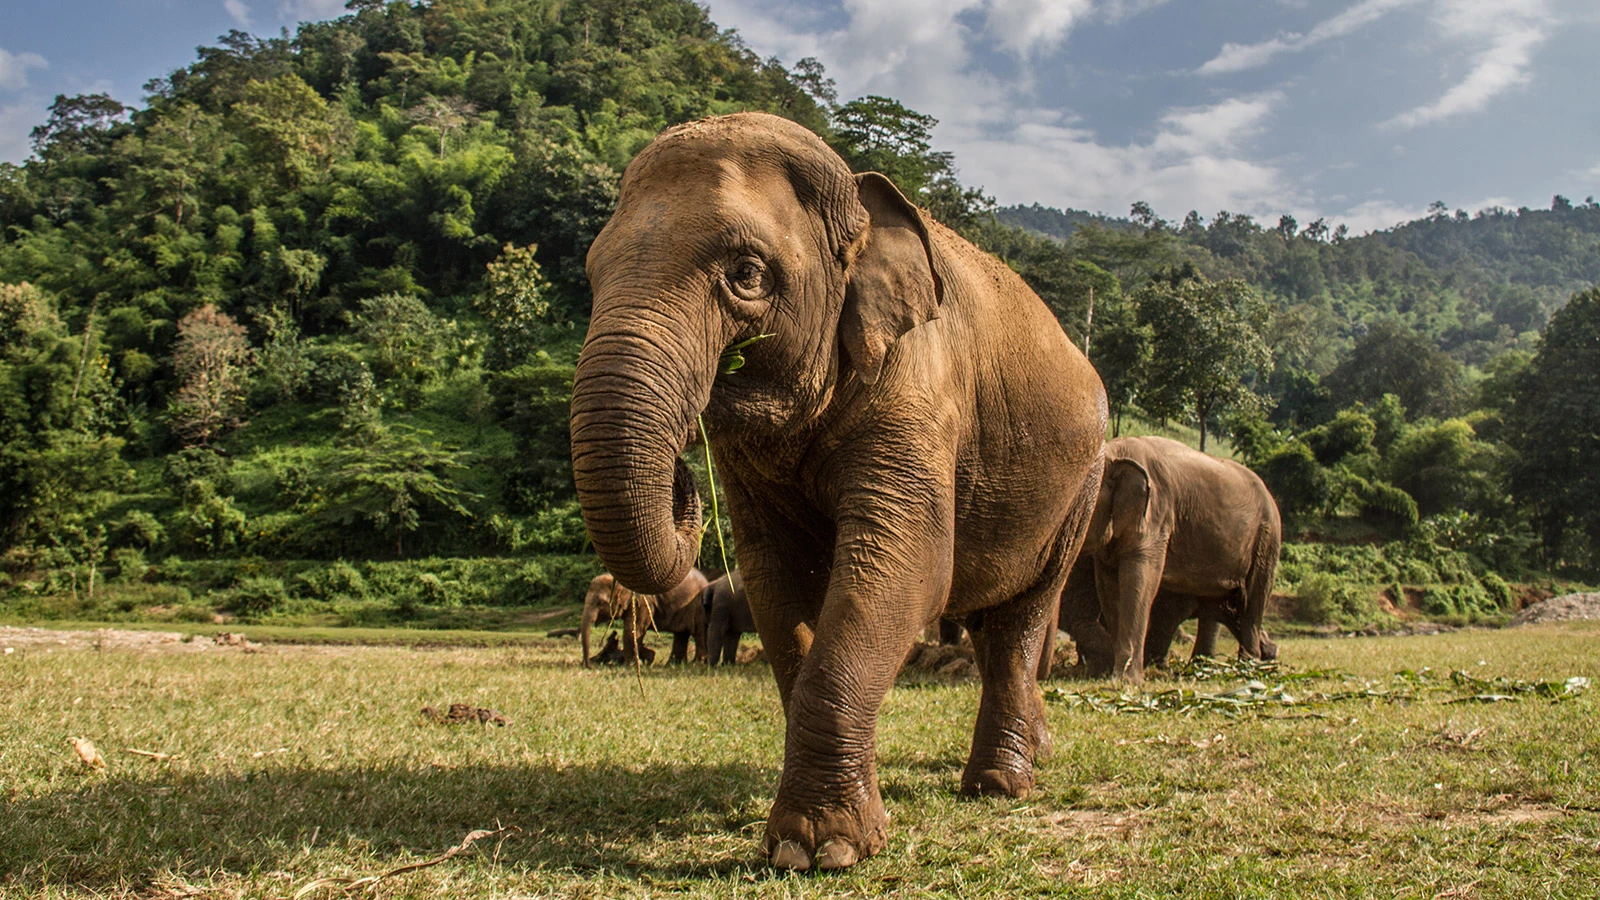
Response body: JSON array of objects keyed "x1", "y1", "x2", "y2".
[
  {"x1": 717, "y1": 333, "x2": 774, "y2": 375},
  {"x1": 698, "y1": 414, "x2": 732, "y2": 578}
]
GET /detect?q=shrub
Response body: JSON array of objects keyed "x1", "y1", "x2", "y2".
[
  {"x1": 1358, "y1": 479, "x2": 1419, "y2": 534},
  {"x1": 293, "y1": 561, "x2": 367, "y2": 602},
  {"x1": 1294, "y1": 572, "x2": 1384, "y2": 626},
  {"x1": 1255, "y1": 441, "x2": 1329, "y2": 525},
  {"x1": 219, "y1": 576, "x2": 290, "y2": 616},
  {"x1": 109, "y1": 548, "x2": 148, "y2": 583}
]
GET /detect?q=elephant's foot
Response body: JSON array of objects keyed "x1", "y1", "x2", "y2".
[
  {"x1": 961, "y1": 764, "x2": 1035, "y2": 798},
  {"x1": 962, "y1": 697, "x2": 1047, "y2": 797},
  {"x1": 763, "y1": 794, "x2": 888, "y2": 871}
]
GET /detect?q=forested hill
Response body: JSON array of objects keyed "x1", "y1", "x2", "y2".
[
  {"x1": 1, "y1": 0, "x2": 1597, "y2": 621},
  {"x1": 996, "y1": 199, "x2": 1600, "y2": 364}
]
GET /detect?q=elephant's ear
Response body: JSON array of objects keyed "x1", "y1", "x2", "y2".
[
  {"x1": 840, "y1": 172, "x2": 944, "y2": 386},
  {"x1": 1106, "y1": 458, "x2": 1153, "y2": 545}
]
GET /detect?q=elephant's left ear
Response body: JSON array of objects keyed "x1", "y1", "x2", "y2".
[{"x1": 840, "y1": 172, "x2": 944, "y2": 386}]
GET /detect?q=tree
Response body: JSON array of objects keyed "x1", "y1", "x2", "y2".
[
  {"x1": 792, "y1": 57, "x2": 837, "y2": 110},
  {"x1": 230, "y1": 73, "x2": 336, "y2": 189},
  {"x1": 1323, "y1": 320, "x2": 1464, "y2": 421},
  {"x1": 317, "y1": 425, "x2": 476, "y2": 557},
  {"x1": 478, "y1": 242, "x2": 553, "y2": 370},
  {"x1": 407, "y1": 95, "x2": 480, "y2": 159},
  {"x1": 169, "y1": 305, "x2": 254, "y2": 446},
  {"x1": 831, "y1": 95, "x2": 951, "y2": 200},
  {"x1": 1135, "y1": 273, "x2": 1273, "y2": 451},
  {"x1": 30, "y1": 93, "x2": 128, "y2": 159},
  {"x1": 1507, "y1": 286, "x2": 1600, "y2": 567},
  {"x1": 1088, "y1": 295, "x2": 1152, "y2": 436},
  {"x1": 1275, "y1": 214, "x2": 1297, "y2": 246}
]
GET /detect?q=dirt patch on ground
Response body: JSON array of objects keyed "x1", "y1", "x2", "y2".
[
  {"x1": 0, "y1": 626, "x2": 226, "y2": 654},
  {"x1": 1509, "y1": 593, "x2": 1600, "y2": 626}
]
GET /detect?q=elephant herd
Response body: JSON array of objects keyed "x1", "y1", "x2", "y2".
[
  {"x1": 565, "y1": 112, "x2": 1287, "y2": 870},
  {"x1": 581, "y1": 434, "x2": 1281, "y2": 682},
  {"x1": 579, "y1": 568, "x2": 755, "y2": 667}
]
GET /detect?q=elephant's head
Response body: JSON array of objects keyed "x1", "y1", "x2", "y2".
[
  {"x1": 571, "y1": 112, "x2": 944, "y2": 593},
  {"x1": 1087, "y1": 458, "x2": 1153, "y2": 555}
]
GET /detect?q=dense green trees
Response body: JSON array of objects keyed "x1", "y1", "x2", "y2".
[
  {"x1": 0, "y1": 0, "x2": 1593, "y2": 619},
  {"x1": 1507, "y1": 287, "x2": 1600, "y2": 567}
]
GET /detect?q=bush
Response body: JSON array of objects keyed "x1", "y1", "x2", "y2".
[
  {"x1": 219, "y1": 576, "x2": 290, "y2": 616},
  {"x1": 1358, "y1": 479, "x2": 1419, "y2": 534},
  {"x1": 293, "y1": 561, "x2": 367, "y2": 602},
  {"x1": 1294, "y1": 572, "x2": 1385, "y2": 626},
  {"x1": 109, "y1": 548, "x2": 148, "y2": 583},
  {"x1": 1255, "y1": 441, "x2": 1329, "y2": 525}
]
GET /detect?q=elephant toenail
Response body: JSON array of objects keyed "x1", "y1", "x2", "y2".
[
  {"x1": 816, "y1": 839, "x2": 859, "y2": 870},
  {"x1": 771, "y1": 840, "x2": 811, "y2": 871}
]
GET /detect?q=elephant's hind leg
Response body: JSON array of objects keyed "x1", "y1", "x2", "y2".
[{"x1": 962, "y1": 465, "x2": 1097, "y2": 798}]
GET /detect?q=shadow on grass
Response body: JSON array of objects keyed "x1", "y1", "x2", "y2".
[{"x1": 0, "y1": 760, "x2": 780, "y2": 890}]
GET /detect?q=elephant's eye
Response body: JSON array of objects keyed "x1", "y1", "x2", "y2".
[{"x1": 725, "y1": 255, "x2": 770, "y2": 301}]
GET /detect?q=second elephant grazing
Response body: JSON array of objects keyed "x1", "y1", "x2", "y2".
[
  {"x1": 703, "y1": 571, "x2": 756, "y2": 665},
  {"x1": 569, "y1": 113, "x2": 1106, "y2": 870},
  {"x1": 580, "y1": 570, "x2": 710, "y2": 667},
  {"x1": 1064, "y1": 436, "x2": 1281, "y2": 683}
]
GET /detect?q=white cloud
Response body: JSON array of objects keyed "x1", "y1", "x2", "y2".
[
  {"x1": 704, "y1": 1, "x2": 1303, "y2": 220},
  {"x1": 1199, "y1": 0, "x2": 1422, "y2": 74},
  {"x1": 1384, "y1": 0, "x2": 1552, "y2": 129},
  {"x1": 277, "y1": 0, "x2": 349, "y2": 21},
  {"x1": 950, "y1": 93, "x2": 1297, "y2": 221},
  {"x1": 225, "y1": 0, "x2": 253, "y2": 27},
  {"x1": 1332, "y1": 194, "x2": 1515, "y2": 234},
  {"x1": 0, "y1": 99, "x2": 42, "y2": 163},
  {"x1": 984, "y1": 0, "x2": 1094, "y2": 57},
  {"x1": 0, "y1": 48, "x2": 49, "y2": 92}
]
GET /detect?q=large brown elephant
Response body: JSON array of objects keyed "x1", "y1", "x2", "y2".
[
  {"x1": 569, "y1": 112, "x2": 1106, "y2": 870},
  {"x1": 1073, "y1": 436, "x2": 1281, "y2": 683},
  {"x1": 579, "y1": 570, "x2": 709, "y2": 667},
  {"x1": 703, "y1": 570, "x2": 755, "y2": 665}
]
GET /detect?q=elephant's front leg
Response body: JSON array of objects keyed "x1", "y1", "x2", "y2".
[
  {"x1": 1098, "y1": 548, "x2": 1164, "y2": 684},
  {"x1": 763, "y1": 503, "x2": 953, "y2": 871}
]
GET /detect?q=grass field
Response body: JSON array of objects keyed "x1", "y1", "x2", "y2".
[{"x1": 3, "y1": 623, "x2": 1598, "y2": 898}]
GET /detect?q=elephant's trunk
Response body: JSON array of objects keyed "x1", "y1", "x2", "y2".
[
  {"x1": 580, "y1": 597, "x2": 599, "y2": 668},
  {"x1": 570, "y1": 314, "x2": 708, "y2": 595}
]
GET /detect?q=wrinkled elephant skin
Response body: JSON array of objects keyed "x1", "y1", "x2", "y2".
[{"x1": 569, "y1": 113, "x2": 1107, "y2": 869}]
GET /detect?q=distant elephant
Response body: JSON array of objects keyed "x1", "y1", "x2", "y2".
[
  {"x1": 580, "y1": 570, "x2": 710, "y2": 667},
  {"x1": 1059, "y1": 559, "x2": 1278, "y2": 676},
  {"x1": 703, "y1": 570, "x2": 756, "y2": 665},
  {"x1": 570, "y1": 112, "x2": 1106, "y2": 869},
  {"x1": 1071, "y1": 436, "x2": 1281, "y2": 683}
]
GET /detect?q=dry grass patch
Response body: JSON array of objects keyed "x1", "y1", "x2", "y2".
[{"x1": 1, "y1": 622, "x2": 1597, "y2": 898}]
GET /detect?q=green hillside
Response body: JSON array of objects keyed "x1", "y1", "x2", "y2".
[{"x1": 1, "y1": 0, "x2": 1596, "y2": 629}]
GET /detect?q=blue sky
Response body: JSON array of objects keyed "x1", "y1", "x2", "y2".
[{"x1": 2, "y1": 0, "x2": 1597, "y2": 233}]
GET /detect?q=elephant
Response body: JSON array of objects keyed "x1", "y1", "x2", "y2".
[
  {"x1": 569, "y1": 112, "x2": 1107, "y2": 870},
  {"x1": 1068, "y1": 435, "x2": 1281, "y2": 683},
  {"x1": 579, "y1": 570, "x2": 710, "y2": 667},
  {"x1": 1059, "y1": 559, "x2": 1279, "y2": 676},
  {"x1": 702, "y1": 570, "x2": 756, "y2": 665}
]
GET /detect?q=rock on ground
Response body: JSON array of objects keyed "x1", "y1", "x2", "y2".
[{"x1": 1509, "y1": 593, "x2": 1600, "y2": 627}]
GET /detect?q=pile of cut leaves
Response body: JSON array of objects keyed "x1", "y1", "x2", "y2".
[{"x1": 1045, "y1": 659, "x2": 1590, "y2": 717}]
